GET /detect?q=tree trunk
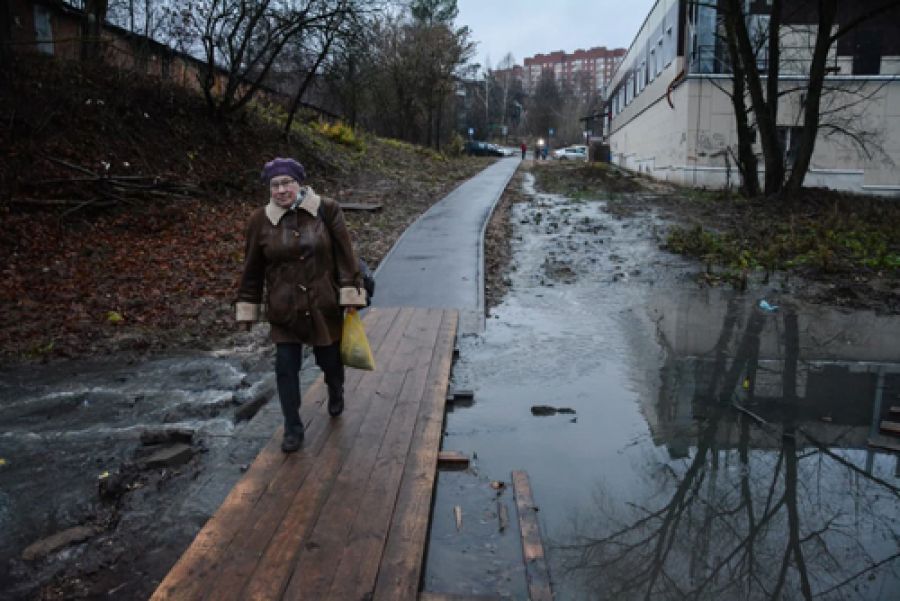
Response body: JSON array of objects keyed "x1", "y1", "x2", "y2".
[
  {"x1": 726, "y1": 0, "x2": 783, "y2": 195},
  {"x1": 434, "y1": 95, "x2": 443, "y2": 151},
  {"x1": 0, "y1": 0, "x2": 13, "y2": 71},
  {"x1": 723, "y1": 4, "x2": 760, "y2": 197},
  {"x1": 81, "y1": 0, "x2": 108, "y2": 62},
  {"x1": 784, "y1": 0, "x2": 838, "y2": 193},
  {"x1": 285, "y1": 37, "x2": 334, "y2": 135}
]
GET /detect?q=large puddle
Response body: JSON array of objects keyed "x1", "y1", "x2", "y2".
[{"x1": 424, "y1": 175, "x2": 900, "y2": 600}]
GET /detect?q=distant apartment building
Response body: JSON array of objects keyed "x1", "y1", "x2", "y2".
[
  {"x1": 604, "y1": 0, "x2": 900, "y2": 195},
  {"x1": 523, "y1": 46, "x2": 626, "y2": 97}
]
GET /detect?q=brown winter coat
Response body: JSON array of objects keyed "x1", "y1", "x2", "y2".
[{"x1": 235, "y1": 187, "x2": 366, "y2": 345}]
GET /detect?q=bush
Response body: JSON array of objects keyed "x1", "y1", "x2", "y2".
[{"x1": 318, "y1": 121, "x2": 365, "y2": 152}]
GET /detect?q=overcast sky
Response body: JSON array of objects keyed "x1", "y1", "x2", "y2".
[{"x1": 454, "y1": 0, "x2": 657, "y2": 69}]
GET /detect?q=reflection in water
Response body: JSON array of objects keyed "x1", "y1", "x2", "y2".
[{"x1": 561, "y1": 297, "x2": 900, "y2": 600}]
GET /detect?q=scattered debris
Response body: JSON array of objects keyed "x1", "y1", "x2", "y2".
[
  {"x1": 437, "y1": 450, "x2": 471, "y2": 469},
  {"x1": 758, "y1": 299, "x2": 779, "y2": 312},
  {"x1": 497, "y1": 501, "x2": 509, "y2": 532},
  {"x1": 138, "y1": 443, "x2": 195, "y2": 469},
  {"x1": 139, "y1": 428, "x2": 195, "y2": 446},
  {"x1": 22, "y1": 526, "x2": 97, "y2": 562},
  {"x1": 530, "y1": 405, "x2": 577, "y2": 416}
]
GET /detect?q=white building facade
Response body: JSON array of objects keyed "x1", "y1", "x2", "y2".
[{"x1": 605, "y1": 0, "x2": 900, "y2": 196}]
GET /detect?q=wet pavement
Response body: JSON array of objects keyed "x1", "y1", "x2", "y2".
[
  {"x1": 372, "y1": 156, "x2": 520, "y2": 333},
  {"x1": 424, "y1": 173, "x2": 900, "y2": 600}
]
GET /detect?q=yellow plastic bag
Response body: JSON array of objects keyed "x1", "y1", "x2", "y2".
[{"x1": 340, "y1": 311, "x2": 375, "y2": 370}]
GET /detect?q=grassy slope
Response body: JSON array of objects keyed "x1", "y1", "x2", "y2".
[{"x1": 0, "y1": 55, "x2": 489, "y2": 361}]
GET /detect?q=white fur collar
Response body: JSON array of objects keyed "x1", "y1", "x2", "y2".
[{"x1": 265, "y1": 186, "x2": 321, "y2": 226}]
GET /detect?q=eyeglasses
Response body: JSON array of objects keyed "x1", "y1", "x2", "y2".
[{"x1": 270, "y1": 178, "x2": 298, "y2": 191}]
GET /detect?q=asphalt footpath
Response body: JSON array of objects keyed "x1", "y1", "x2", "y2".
[{"x1": 371, "y1": 156, "x2": 520, "y2": 333}]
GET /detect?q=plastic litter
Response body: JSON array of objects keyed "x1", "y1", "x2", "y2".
[{"x1": 758, "y1": 299, "x2": 779, "y2": 312}]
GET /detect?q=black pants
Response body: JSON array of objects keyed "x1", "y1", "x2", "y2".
[{"x1": 275, "y1": 342, "x2": 343, "y2": 436}]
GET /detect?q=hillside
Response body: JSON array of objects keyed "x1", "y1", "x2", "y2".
[{"x1": 0, "y1": 55, "x2": 488, "y2": 362}]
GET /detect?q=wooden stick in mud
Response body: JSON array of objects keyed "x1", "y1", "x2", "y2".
[{"x1": 512, "y1": 470, "x2": 553, "y2": 600}]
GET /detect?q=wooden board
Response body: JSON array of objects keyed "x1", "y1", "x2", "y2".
[
  {"x1": 868, "y1": 435, "x2": 900, "y2": 453},
  {"x1": 282, "y1": 308, "x2": 444, "y2": 599},
  {"x1": 150, "y1": 307, "x2": 459, "y2": 601},
  {"x1": 879, "y1": 420, "x2": 900, "y2": 436},
  {"x1": 370, "y1": 310, "x2": 459, "y2": 601},
  {"x1": 512, "y1": 470, "x2": 554, "y2": 601},
  {"x1": 419, "y1": 593, "x2": 505, "y2": 601},
  {"x1": 150, "y1": 308, "x2": 395, "y2": 601},
  {"x1": 209, "y1": 308, "x2": 413, "y2": 601},
  {"x1": 437, "y1": 451, "x2": 471, "y2": 469},
  {"x1": 338, "y1": 202, "x2": 383, "y2": 211}
]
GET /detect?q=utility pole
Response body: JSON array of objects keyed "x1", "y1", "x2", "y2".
[{"x1": 484, "y1": 71, "x2": 489, "y2": 140}]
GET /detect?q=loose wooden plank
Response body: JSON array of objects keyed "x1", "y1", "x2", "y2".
[
  {"x1": 419, "y1": 593, "x2": 505, "y2": 601},
  {"x1": 338, "y1": 202, "x2": 383, "y2": 211},
  {"x1": 149, "y1": 309, "x2": 393, "y2": 601},
  {"x1": 512, "y1": 470, "x2": 553, "y2": 601},
  {"x1": 203, "y1": 308, "x2": 405, "y2": 598},
  {"x1": 880, "y1": 420, "x2": 900, "y2": 436},
  {"x1": 281, "y1": 308, "x2": 443, "y2": 599},
  {"x1": 367, "y1": 310, "x2": 459, "y2": 601},
  {"x1": 236, "y1": 307, "x2": 418, "y2": 601},
  {"x1": 868, "y1": 436, "x2": 900, "y2": 453},
  {"x1": 196, "y1": 309, "x2": 400, "y2": 601},
  {"x1": 437, "y1": 451, "x2": 470, "y2": 469},
  {"x1": 324, "y1": 309, "x2": 456, "y2": 601},
  {"x1": 497, "y1": 501, "x2": 509, "y2": 533},
  {"x1": 152, "y1": 307, "x2": 460, "y2": 601}
]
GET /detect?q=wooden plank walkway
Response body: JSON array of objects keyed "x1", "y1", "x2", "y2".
[{"x1": 151, "y1": 307, "x2": 458, "y2": 601}]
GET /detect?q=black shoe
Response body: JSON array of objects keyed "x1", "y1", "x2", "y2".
[
  {"x1": 327, "y1": 384, "x2": 344, "y2": 417},
  {"x1": 281, "y1": 430, "x2": 303, "y2": 453}
]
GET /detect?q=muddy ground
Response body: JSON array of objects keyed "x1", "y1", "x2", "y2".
[{"x1": 527, "y1": 161, "x2": 900, "y2": 315}]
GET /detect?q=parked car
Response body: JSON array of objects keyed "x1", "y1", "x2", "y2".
[
  {"x1": 552, "y1": 145, "x2": 588, "y2": 161},
  {"x1": 466, "y1": 141, "x2": 505, "y2": 157}
]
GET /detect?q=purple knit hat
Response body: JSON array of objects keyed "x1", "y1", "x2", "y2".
[{"x1": 261, "y1": 157, "x2": 306, "y2": 184}]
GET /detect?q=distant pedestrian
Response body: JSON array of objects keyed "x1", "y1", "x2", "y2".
[
  {"x1": 534, "y1": 146, "x2": 541, "y2": 161},
  {"x1": 542, "y1": 146, "x2": 548, "y2": 160},
  {"x1": 236, "y1": 157, "x2": 368, "y2": 453},
  {"x1": 520, "y1": 141, "x2": 527, "y2": 159}
]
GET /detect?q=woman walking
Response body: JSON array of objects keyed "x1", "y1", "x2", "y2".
[{"x1": 236, "y1": 157, "x2": 367, "y2": 452}]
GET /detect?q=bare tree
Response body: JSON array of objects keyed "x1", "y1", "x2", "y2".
[
  {"x1": 712, "y1": 0, "x2": 900, "y2": 197},
  {"x1": 0, "y1": 0, "x2": 13, "y2": 70},
  {"x1": 281, "y1": 0, "x2": 375, "y2": 133},
  {"x1": 81, "y1": 0, "x2": 109, "y2": 61},
  {"x1": 171, "y1": 0, "x2": 346, "y2": 120}
]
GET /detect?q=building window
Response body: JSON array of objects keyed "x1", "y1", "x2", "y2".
[
  {"x1": 852, "y1": 33, "x2": 882, "y2": 75},
  {"x1": 649, "y1": 49, "x2": 656, "y2": 82},
  {"x1": 657, "y1": 38, "x2": 664, "y2": 74},
  {"x1": 33, "y1": 5, "x2": 54, "y2": 55},
  {"x1": 665, "y1": 26, "x2": 674, "y2": 67},
  {"x1": 777, "y1": 126, "x2": 803, "y2": 166}
]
